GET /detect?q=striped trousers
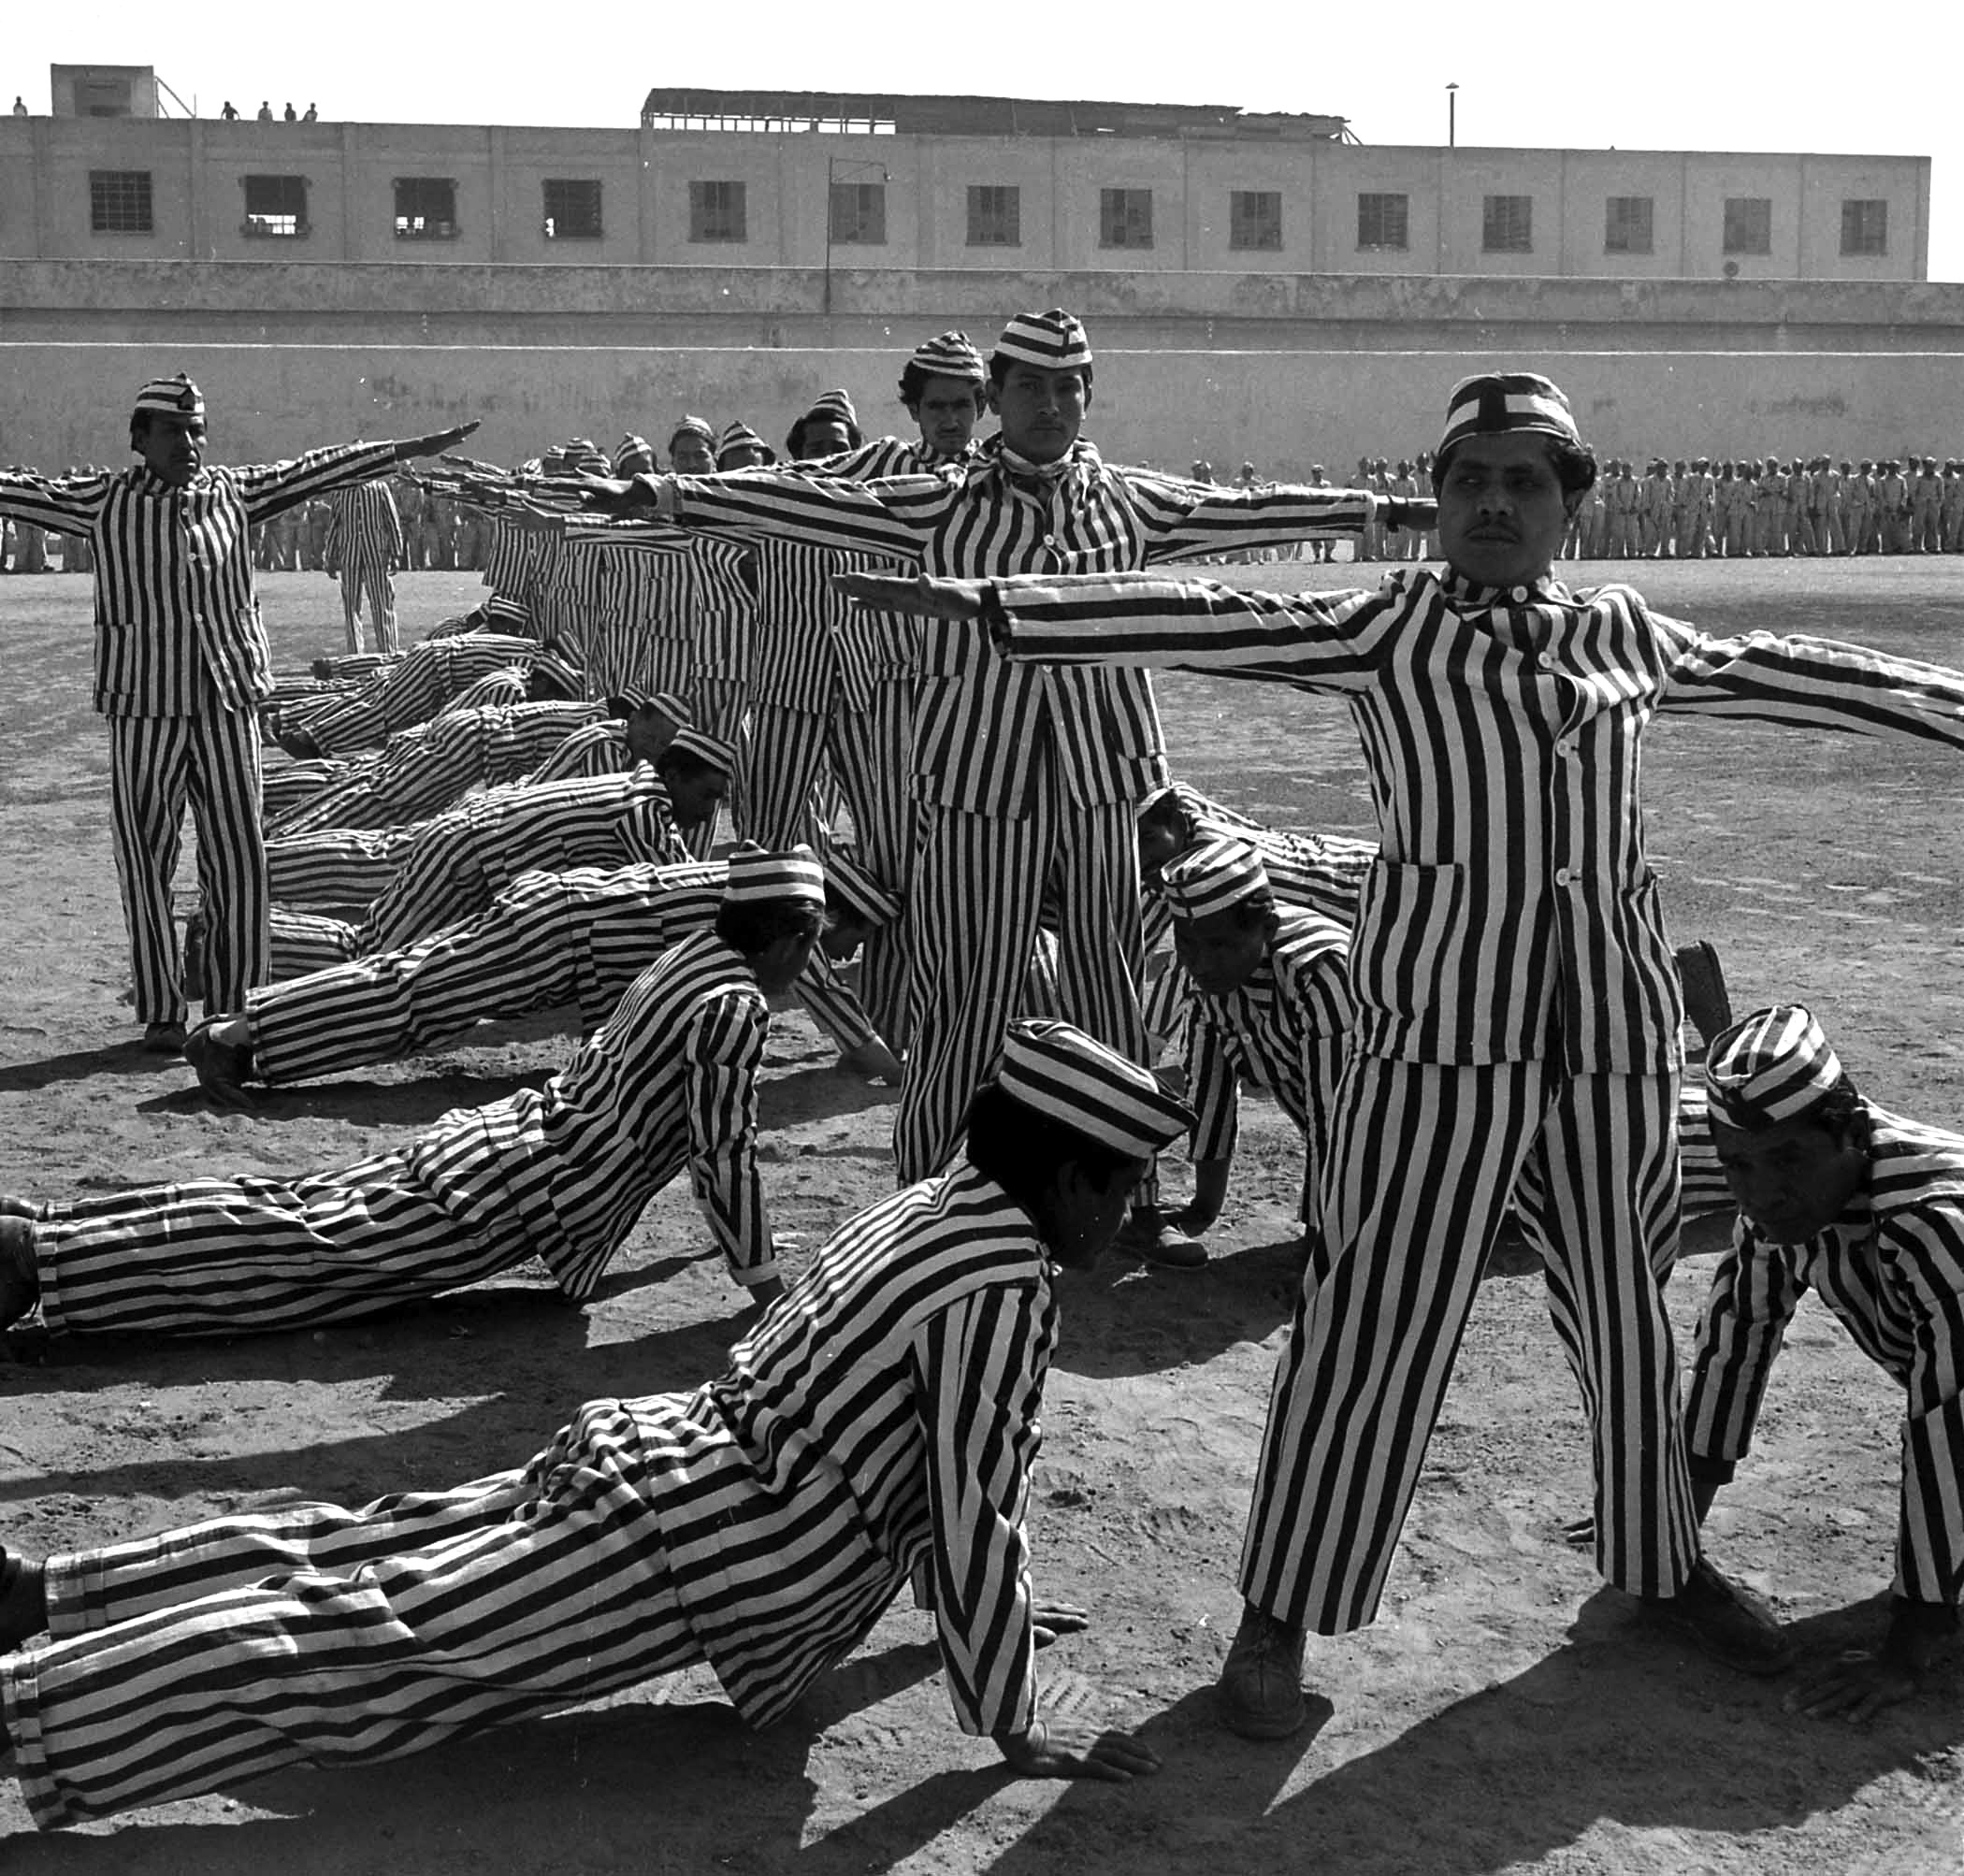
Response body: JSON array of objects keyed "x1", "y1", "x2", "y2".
[
  {"x1": 830, "y1": 681, "x2": 918, "y2": 1049},
  {"x1": 1241, "y1": 1058, "x2": 1698, "y2": 1633},
  {"x1": 108, "y1": 709, "x2": 269, "y2": 1024},
  {"x1": 267, "y1": 822, "x2": 421, "y2": 906},
  {"x1": 894, "y1": 781, "x2": 1146, "y2": 1185},
  {"x1": 684, "y1": 676, "x2": 749, "y2": 857},
  {"x1": 339, "y1": 557, "x2": 400, "y2": 655},
  {"x1": 1, "y1": 1401, "x2": 705, "y2": 1830}
]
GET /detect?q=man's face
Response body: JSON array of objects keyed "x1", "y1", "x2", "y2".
[
  {"x1": 135, "y1": 412, "x2": 206, "y2": 487},
  {"x1": 909, "y1": 376, "x2": 984, "y2": 459},
  {"x1": 616, "y1": 446, "x2": 657, "y2": 478},
  {"x1": 1173, "y1": 905, "x2": 1272, "y2": 999},
  {"x1": 797, "y1": 418, "x2": 854, "y2": 461},
  {"x1": 1043, "y1": 1156, "x2": 1149, "y2": 1270},
  {"x1": 670, "y1": 433, "x2": 716, "y2": 475},
  {"x1": 1436, "y1": 432, "x2": 1576, "y2": 589},
  {"x1": 663, "y1": 763, "x2": 728, "y2": 827},
  {"x1": 988, "y1": 364, "x2": 1088, "y2": 465},
  {"x1": 1710, "y1": 1110, "x2": 1867, "y2": 1244},
  {"x1": 717, "y1": 444, "x2": 769, "y2": 471},
  {"x1": 752, "y1": 927, "x2": 820, "y2": 997}
]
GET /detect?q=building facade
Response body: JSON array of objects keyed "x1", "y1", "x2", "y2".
[{"x1": 0, "y1": 89, "x2": 1931, "y2": 282}]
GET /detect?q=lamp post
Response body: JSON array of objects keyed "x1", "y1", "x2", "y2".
[{"x1": 1446, "y1": 82, "x2": 1459, "y2": 150}]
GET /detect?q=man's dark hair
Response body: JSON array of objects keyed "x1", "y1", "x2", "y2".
[
  {"x1": 1432, "y1": 435, "x2": 1597, "y2": 499},
  {"x1": 962, "y1": 1083, "x2": 1139, "y2": 1215},
  {"x1": 655, "y1": 745, "x2": 725, "y2": 788},
  {"x1": 898, "y1": 364, "x2": 989, "y2": 411},
  {"x1": 987, "y1": 356, "x2": 1094, "y2": 395},
  {"x1": 715, "y1": 900, "x2": 825, "y2": 957}
]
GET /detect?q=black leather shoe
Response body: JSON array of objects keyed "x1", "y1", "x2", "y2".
[
  {"x1": 1642, "y1": 1555, "x2": 1793, "y2": 1676},
  {"x1": 1217, "y1": 1604, "x2": 1308, "y2": 1738}
]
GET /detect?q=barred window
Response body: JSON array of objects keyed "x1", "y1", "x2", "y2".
[
  {"x1": 1604, "y1": 195, "x2": 1654, "y2": 255},
  {"x1": 1356, "y1": 192, "x2": 1408, "y2": 251},
  {"x1": 830, "y1": 180, "x2": 886, "y2": 246},
  {"x1": 1482, "y1": 194, "x2": 1533, "y2": 253},
  {"x1": 89, "y1": 169, "x2": 152, "y2": 234},
  {"x1": 966, "y1": 184, "x2": 1020, "y2": 247},
  {"x1": 542, "y1": 179, "x2": 602, "y2": 240},
  {"x1": 1723, "y1": 196, "x2": 1771, "y2": 255},
  {"x1": 394, "y1": 177, "x2": 457, "y2": 239},
  {"x1": 1841, "y1": 198, "x2": 1887, "y2": 256},
  {"x1": 1100, "y1": 187, "x2": 1154, "y2": 250},
  {"x1": 689, "y1": 180, "x2": 746, "y2": 243},
  {"x1": 1229, "y1": 190, "x2": 1283, "y2": 252},
  {"x1": 242, "y1": 174, "x2": 308, "y2": 238}
]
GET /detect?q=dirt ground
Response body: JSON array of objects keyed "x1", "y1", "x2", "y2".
[{"x1": 1, "y1": 557, "x2": 1962, "y2": 1873}]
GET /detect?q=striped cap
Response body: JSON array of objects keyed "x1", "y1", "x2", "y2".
[
  {"x1": 614, "y1": 434, "x2": 655, "y2": 472},
  {"x1": 805, "y1": 389, "x2": 859, "y2": 427},
  {"x1": 1704, "y1": 1005, "x2": 1848, "y2": 1131},
  {"x1": 643, "y1": 690, "x2": 691, "y2": 725},
  {"x1": 670, "y1": 414, "x2": 715, "y2": 445},
  {"x1": 824, "y1": 844, "x2": 903, "y2": 928},
  {"x1": 484, "y1": 594, "x2": 531, "y2": 628},
  {"x1": 994, "y1": 1018, "x2": 1192, "y2": 1161},
  {"x1": 717, "y1": 419, "x2": 768, "y2": 461},
  {"x1": 992, "y1": 309, "x2": 1092, "y2": 373},
  {"x1": 527, "y1": 647, "x2": 585, "y2": 696},
  {"x1": 909, "y1": 329, "x2": 986, "y2": 382},
  {"x1": 133, "y1": 373, "x2": 205, "y2": 419},
  {"x1": 1161, "y1": 836, "x2": 1270, "y2": 923},
  {"x1": 723, "y1": 841, "x2": 827, "y2": 911},
  {"x1": 1437, "y1": 372, "x2": 1581, "y2": 455},
  {"x1": 661, "y1": 724, "x2": 737, "y2": 775}
]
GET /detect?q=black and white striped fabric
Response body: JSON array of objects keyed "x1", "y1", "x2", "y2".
[
  {"x1": 1703, "y1": 1003, "x2": 1847, "y2": 1129},
  {"x1": 1684, "y1": 1102, "x2": 1964, "y2": 1606},
  {"x1": 988, "y1": 556, "x2": 1964, "y2": 1635},
  {"x1": 280, "y1": 633, "x2": 541, "y2": 755},
  {"x1": 325, "y1": 479, "x2": 406, "y2": 654},
  {"x1": 5, "y1": 1159, "x2": 1062, "y2": 1828}
]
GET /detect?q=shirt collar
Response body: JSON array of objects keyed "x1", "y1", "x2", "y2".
[{"x1": 1437, "y1": 566, "x2": 1573, "y2": 609}]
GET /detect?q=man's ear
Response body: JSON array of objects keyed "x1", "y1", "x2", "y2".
[{"x1": 984, "y1": 381, "x2": 1004, "y2": 417}]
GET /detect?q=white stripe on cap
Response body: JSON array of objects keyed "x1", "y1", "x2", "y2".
[
  {"x1": 1704, "y1": 1003, "x2": 1846, "y2": 1130},
  {"x1": 134, "y1": 374, "x2": 205, "y2": 418},
  {"x1": 994, "y1": 1017, "x2": 1191, "y2": 1160},
  {"x1": 1162, "y1": 835, "x2": 1270, "y2": 923},
  {"x1": 724, "y1": 841, "x2": 826, "y2": 910},
  {"x1": 671, "y1": 415, "x2": 715, "y2": 443},
  {"x1": 1437, "y1": 371, "x2": 1581, "y2": 455},
  {"x1": 909, "y1": 329, "x2": 986, "y2": 382},
  {"x1": 991, "y1": 309, "x2": 1092, "y2": 372}
]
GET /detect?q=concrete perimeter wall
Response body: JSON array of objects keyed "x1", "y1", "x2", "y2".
[{"x1": 5, "y1": 341, "x2": 1964, "y2": 482}]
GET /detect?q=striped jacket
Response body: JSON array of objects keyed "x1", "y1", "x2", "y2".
[
  {"x1": 1180, "y1": 908, "x2": 1354, "y2": 1174},
  {"x1": 0, "y1": 442, "x2": 402, "y2": 715},
  {"x1": 286, "y1": 632, "x2": 541, "y2": 754},
  {"x1": 993, "y1": 565, "x2": 1964, "y2": 1071},
  {"x1": 1684, "y1": 1104, "x2": 1964, "y2": 1604},
  {"x1": 672, "y1": 440, "x2": 1376, "y2": 815},
  {"x1": 633, "y1": 1161, "x2": 1057, "y2": 1733},
  {"x1": 324, "y1": 478, "x2": 405, "y2": 577}
]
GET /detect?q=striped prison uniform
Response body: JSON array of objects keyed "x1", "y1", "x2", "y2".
[
  {"x1": 324, "y1": 477, "x2": 406, "y2": 654},
  {"x1": 266, "y1": 767, "x2": 689, "y2": 975},
  {"x1": 236, "y1": 859, "x2": 876, "y2": 1085},
  {"x1": 23, "y1": 926, "x2": 780, "y2": 1350},
  {"x1": 684, "y1": 533, "x2": 761, "y2": 856},
  {"x1": 555, "y1": 519, "x2": 699, "y2": 701},
  {"x1": 277, "y1": 631, "x2": 542, "y2": 754},
  {"x1": 265, "y1": 700, "x2": 604, "y2": 836},
  {"x1": 0, "y1": 440, "x2": 402, "y2": 1023},
  {"x1": 670, "y1": 439, "x2": 1378, "y2": 1182},
  {"x1": 1, "y1": 1160, "x2": 1060, "y2": 1830},
  {"x1": 1685, "y1": 1104, "x2": 1964, "y2": 1609},
  {"x1": 990, "y1": 561, "x2": 1964, "y2": 1628}
]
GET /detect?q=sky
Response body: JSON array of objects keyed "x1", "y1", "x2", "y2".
[{"x1": 12, "y1": 4, "x2": 1960, "y2": 280}]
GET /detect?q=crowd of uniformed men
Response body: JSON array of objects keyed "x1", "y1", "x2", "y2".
[{"x1": 0, "y1": 327, "x2": 1960, "y2": 1829}]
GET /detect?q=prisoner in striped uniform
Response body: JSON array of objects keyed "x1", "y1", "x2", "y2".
[
  {"x1": 323, "y1": 469, "x2": 406, "y2": 654},
  {"x1": 266, "y1": 699, "x2": 606, "y2": 836},
  {"x1": 1684, "y1": 1005, "x2": 1964, "y2": 1722},
  {"x1": 262, "y1": 731, "x2": 726, "y2": 976},
  {"x1": 0, "y1": 1018, "x2": 1186, "y2": 1826},
  {"x1": 182, "y1": 852, "x2": 890, "y2": 1099},
  {"x1": 613, "y1": 310, "x2": 1404, "y2": 1192},
  {"x1": 274, "y1": 629, "x2": 542, "y2": 756},
  {"x1": 0, "y1": 375, "x2": 479, "y2": 1048},
  {"x1": 0, "y1": 846, "x2": 830, "y2": 1361},
  {"x1": 262, "y1": 696, "x2": 691, "y2": 907},
  {"x1": 916, "y1": 369, "x2": 1964, "y2": 1738}
]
